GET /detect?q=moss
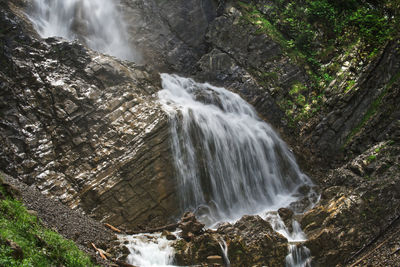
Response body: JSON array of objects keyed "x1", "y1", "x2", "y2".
[
  {"x1": 344, "y1": 80, "x2": 356, "y2": 93},
  {"x1": 367, "y1": 155, "x2": 377, "y2": 162}
]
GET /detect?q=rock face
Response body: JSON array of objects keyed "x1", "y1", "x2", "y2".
[
  {"x1": 0, "y1": 2, "x2": 178, "y2": 229},
  {"x1": 119, "y1": 0, "x2": 218, "y2": 73},
  {"x1": 300, "y1": 141, "x2": 400, "y2": 266}
]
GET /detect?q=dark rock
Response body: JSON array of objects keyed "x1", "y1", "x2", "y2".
[
  {"x1": 161, "y1": 230, "x2": 177, "y2": 240},
  {"x1": 278, "y1": 208, "x2": 294, "y2": 222},
  {"x1": 178, "y1": 212, "x2": 205, "y2": 240}
]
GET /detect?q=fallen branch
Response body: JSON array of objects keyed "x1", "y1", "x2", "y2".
[
  {"x1": 91, "y1": 243, "x2": 107, "y2": 261},
  {"x1": 105, "y1": 223, "x2": 122, "y2": 233},
  {"x1": 126, "y1": 223, "x2": 178, "y2": 235}
]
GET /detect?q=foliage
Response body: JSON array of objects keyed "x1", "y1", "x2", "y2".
[
  {"x1": 236, "y1": 0, "x2": 399, "y2": 125},
  {"x1": 0, "y1": 181, "x2": 97, "y2": 267}
]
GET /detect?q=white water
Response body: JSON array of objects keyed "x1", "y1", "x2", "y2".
[
  {"x1": 159, "y1": 74, "x2": 314, "y2": 227},
  {"x1": 218, "y1": 237, "x2": 231, "y2": 266},
  {"x1": 28, "y1": 0, "x2": 138, "y2": 61},
  {"x1": 120, "y1": 233, "x2": 176, "y2": 267},
  {"x1": 265, "y1": 212, "x2": 312, "y2": 267},
  {"x1": 286, "y1": 245, "x2": 312, "y2": 267}
]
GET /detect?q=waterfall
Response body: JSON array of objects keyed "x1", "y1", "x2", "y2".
[
  {"x1": 28, "y1": 0, "x2": 138, "y2": 61},
  {"x1": 158, "y1": 74, "x2": 313, "y2": 226}
]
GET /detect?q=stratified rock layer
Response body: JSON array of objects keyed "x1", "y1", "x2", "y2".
[{"x1": 0, "y1": 2, "x2": 178, "y2": 229}]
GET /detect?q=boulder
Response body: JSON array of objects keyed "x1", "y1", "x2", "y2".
[{"x1": 161, "y1": 230, "x2": 177, "y2": 241}]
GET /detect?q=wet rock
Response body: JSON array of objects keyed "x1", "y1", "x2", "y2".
[
  {"x1": 289, "y1": 197, "x2": 312, "y2": 214},
  {"x1": 278, "y1": 208, "x2": 294, "y2": 231},
  {"x1": 174, "y1": 215, "x2": 288, "y2": 266},
  {"x1": 173, "y1": 232, "x2": 221, "y2": 265},
  {"x1": 297, "y1": 185, "x2": 311, "y2": 195},
  {"x1": 278, "y1": 208, "x2": 294, "y2": 222},
  {"x1": 161, "y1": 230, "x2": 177, "y2": 241},
  {"x1": 179, "y1": 212, "x2": 205, "y2": 240},
  {"x1": 223, "y1": 215, "x2": 288, "y2": 266}
]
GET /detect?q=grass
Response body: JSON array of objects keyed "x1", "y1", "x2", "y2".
[{"x1": 0, "y1": 178, "x2": 97, "y2": 267}]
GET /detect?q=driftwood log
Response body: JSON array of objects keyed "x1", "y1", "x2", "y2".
[{"x1": 105, "y1": 223, "x2": 122, "y2": 233}]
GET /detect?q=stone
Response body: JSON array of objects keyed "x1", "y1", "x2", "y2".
[
  {"x1": 278, "y1": 208, "x2": 294, "y2": 222},
  {"x1": 63, "y1": 99, "x2": 79, "y2": 114},
  {"x1": 178, "y1": 212, "x2": 205, "y2": 240},
  {"x1": 162, "y1": 230, "x2": 176, "y2": 241}
]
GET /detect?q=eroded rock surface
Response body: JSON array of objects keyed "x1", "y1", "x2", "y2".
[{"x1": 0, "y1": 2, "x2": 178, "y2": 229}]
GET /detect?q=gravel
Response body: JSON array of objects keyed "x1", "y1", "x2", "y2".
[
  {"x1": 349, "y1": 216, "x2": 400, "y2": 267},
  {"x1": 2, "y1": 172, "x2": 116, "y2": 266}
]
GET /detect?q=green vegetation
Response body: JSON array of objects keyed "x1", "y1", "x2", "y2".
[
  {"x1": 238, "y1": 0, "x2": 399, "y2": 70},
  {"x1": 0, "y1": 178, "x2": 96, "y2": 267},
  {"x1": 236, "y1": 0, "x2": 400, "y2": 125},
  {"x1": 367, "y1": 155, "x2": 377, "y2": 162}
]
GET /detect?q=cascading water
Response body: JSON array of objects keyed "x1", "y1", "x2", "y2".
[
  {"x1": 119, "y1": 233, "x2": 176, "y2": 267},
  {"x1": 266, "y1": 213, "x2": 312, "y2": 267},
  {"x1": 28, "y1": 0, "x2": 138, "y2": 61},
  {"x1": 159, "y1": 74, "x2": 314, "y2": 227},
  {"x1": 158, "y1": 73, "x2": 315, "y2": 266}
]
